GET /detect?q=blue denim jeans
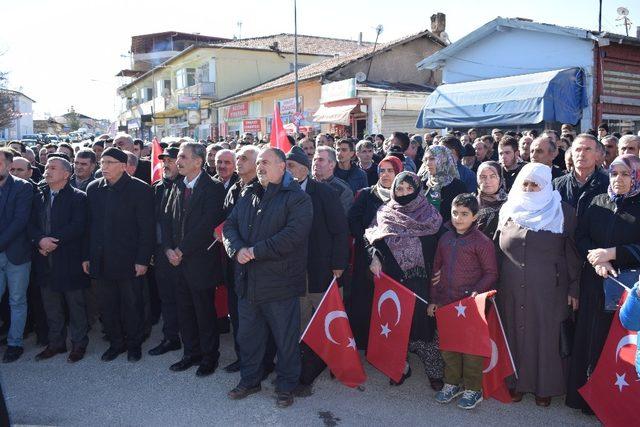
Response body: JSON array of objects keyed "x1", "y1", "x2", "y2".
[{"x1": 0, "y1": 252, "x2": 31, "y2": 347}]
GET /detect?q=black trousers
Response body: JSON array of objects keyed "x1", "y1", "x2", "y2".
[
  {"x1": 95, "y1": 278, "x2": 144, "y2": 350},
  {"x1": 41, "y1": 286, "x2": 89, "y2": 349},
  {"x1": 26, "y1": 277, "x2": 48, "y2": 340},
  {"x1": 175, "y1": 271, "x2": 219, "y2": 362},
  {"x1": 154, "y1": 247, "x2": 179, "y2": 342}
]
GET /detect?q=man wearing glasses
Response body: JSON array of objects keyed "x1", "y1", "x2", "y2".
[{"x1": 83, "y1": 147, "x2": 154, "y2": 363}]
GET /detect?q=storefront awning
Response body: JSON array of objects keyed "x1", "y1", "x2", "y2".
[
  {"x1": 416, "y1": 68, "x2": 587, "y2": 128},
  {"x1": 313, "y1": 101, "x2": 359, "y2": 125}
]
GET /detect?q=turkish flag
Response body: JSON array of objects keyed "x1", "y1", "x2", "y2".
[
  {"x1": 482, "y1": 300, "x2": 515, "y2": 403},
  {"x1": 151, "y1": 137, "x2": 163, "y2": 183},
  {"x1": 579, "y1": 295, "x2": 639, "y2": 426},
  {"x1": 215, "y1": 285, "x2": 228, "y2": 318},
  {"x1": 269, "y1": 102, "x2": 292, "y2": 151},
  {"x1": 214, "y1": 221, "x2": 225, "y2": 242},
  {"x1": 436, "y1": 291, "x2": 495, "y2": 357},
  {"x1": 301, "y1": 278, "x2": 366, "y2": 388},
  {"x1": 366, "y1": 273, "x2": 417, "y2": 382}
]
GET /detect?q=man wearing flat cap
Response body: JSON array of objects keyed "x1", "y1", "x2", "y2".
[
  {"x1": 83, "y1": 147, "x2": 154, "y2": 363},
  {"x1": 147, "y1": 147, "x2": 182, "y2": 356},
  {"x1": 285, "y1": 145, "x2": 349, "y2": 395}
]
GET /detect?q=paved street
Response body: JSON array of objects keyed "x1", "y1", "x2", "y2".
[{"x1": 1, "y1": 325, "x2": 598, "y2": 426}]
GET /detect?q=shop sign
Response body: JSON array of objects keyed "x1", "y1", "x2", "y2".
[
  {"x1": 178, "y1": 95, "x2": 199, "y2": 110},
  {"x1": 243, "y1": 119, "x2": 262, "y2": 133},
  {"x1": 187, "y1": 110, "x2": 201, "y2": 125},
  {"x1": 227, "y1": 102, "x2": 249, "y2": 119},
  {"x1": 278, "y1": 96, "x2": 303, "y2": 115},
  {"x1": 320, "y1": 78, "x2": 357, "y2": 103}
]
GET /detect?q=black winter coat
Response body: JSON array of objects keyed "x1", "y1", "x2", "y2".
[
  {"x1": 29, "y1": 183, "x2": 89, "y2": 292},
  {"x1": 153, "y1": 177, "x2": 176, "y2": 246},
  {"x1": 223, "y1": 172, "x2": 313, "y2": 305},
  {"x1": 305, "y1": 179, "x2": 349, "y2": 293},
  {"x1": 553, "y1": 168, "x2": 609, "y2": 217},
  {"x1": 84, "y1": 174, "x2": 154, "y2": 280},
  {"x1": 567, "y1": 192, "x2": 640, "y2": 409},
  {"x1": 162, "y1": 173, "x2": 226, "y2": 290}
]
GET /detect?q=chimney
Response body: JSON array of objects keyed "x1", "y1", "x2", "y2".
[
  {"x1": 358, "y1": 32, "x2": 363, "y2": 46},
  {"x1": 430, "y1": 13, "x2": 446, "y2": 38}
]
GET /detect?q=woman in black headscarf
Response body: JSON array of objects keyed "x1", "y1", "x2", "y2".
[
  {"x1": 348, "y1": 156, "x2": 403, "y2": 350},
  {"x1": 474, "y1": 161, "x2": 508, "y2": 238},
  {"x1": 365, "y1": 172, "x2": 445, "y2": 389}
]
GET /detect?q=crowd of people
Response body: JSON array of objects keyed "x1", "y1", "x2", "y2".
[{"x1": 0, "y1": 122, "x2": 639, "y2": 414}]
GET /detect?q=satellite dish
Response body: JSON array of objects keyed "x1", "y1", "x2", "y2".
[
  {"x1": 355, "y1": 72, "x2": 367, "y2": 83},
  {"x1": 617, "y1": 6, "x2": 629, "y2": 16}
]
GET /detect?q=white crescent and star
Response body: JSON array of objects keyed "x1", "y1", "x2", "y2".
[
  {"x1": 612, "y1": 333, "x2": 638, "y2": 392},
  {"x1": 377, "y1": 290, "x2": 402, "y2": 325},
  {"x1": 323, "y1": 310, "x2": 356, "y2": 349},
  {"x1": 483, "y1": 339, "x2": 498, "y2": 373},
  {"x1": 455, "y1": 301, "x2": 467, "y2": 317}
]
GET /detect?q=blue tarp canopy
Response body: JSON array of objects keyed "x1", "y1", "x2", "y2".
[{"x1": 416, "y1": 68, "x2": 587, "y2": 129}]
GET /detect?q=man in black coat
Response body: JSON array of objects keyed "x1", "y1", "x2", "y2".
[
  {"x1": 224, "y1": 148, "x2": 313, "y2": 408},
  {"x1": 147, "y1": 147, "x2": 182, "y2": 356},
  {"x1": 29, "y1": 155, "x2": 89, "y2": 363},
  {"x1": 553, "y1": 134, "x2": 609, "y2": 217},
  {"x1": 285, "y1": 146, "x2": 350, "y2": 395},
  {"x1": 162, "y1": 142, "x2": 226, "y2": 377},
  {"x1": 83, "y1": 147, "x2": 154, "y2": 363}
]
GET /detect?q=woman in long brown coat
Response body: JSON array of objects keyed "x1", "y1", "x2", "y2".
[{"x1": 495, "y1": 163, "x2": 582, "y2": 406}]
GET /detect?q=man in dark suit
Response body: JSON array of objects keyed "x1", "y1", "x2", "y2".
[
  {"x1": 214, "y1": 149, "x2": 239, "y2": 191},
  {"x1": 148, "y1": 147, "x2": 182, "y2": 356},
  {"x1": 29, "y1": 155, "x2": 89, "y2": 363},
  {"x1": 0, "y1": 148, "x2": 34, "y2": 362},
  {"x1": 112, "y1": 133, "x2": 151, "y2": 185},
  {"x1": 163, "y1": 142, "x2": 226, "y2": 377},
  {"x1": 70, "y1": 149, "x2": 97, "y2": 192},
  {"x1": 285, "y1": 146, "x2": 350, "y2": 394},
  {"x1": 83, "y1": 147, "x2": 154, "y2": 363}
]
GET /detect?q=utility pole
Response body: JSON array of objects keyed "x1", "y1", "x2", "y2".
[
  {"x1": 294, "y1": 0, "x2": 300, "y2": 132},
  {"x1": 598, "y1": 0, "x2": 603, "y2": 32}
]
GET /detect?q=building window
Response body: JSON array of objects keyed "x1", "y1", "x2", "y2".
[{"x1": 176, "y1": 68, "x2": 196, "y2": 89}]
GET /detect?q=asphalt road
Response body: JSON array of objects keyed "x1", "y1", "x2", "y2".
[{"x1": 1, "y1": 325, "x2": 599, "y2": 426}]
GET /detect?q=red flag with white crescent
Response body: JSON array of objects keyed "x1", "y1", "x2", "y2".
[
  {"x1": 301, "y1": 279, "x2": 366, "y2": 388},
  {"x1": 436, "y1": 291, "x2": 495, "y2": 357},
  {"x1": 482, "y1": 300, "x2": 515, "y2": 403},
  {"x1": 366, "y1": 273, "x2": 416, "y2": 382},
  {"x1": 269, "y1": 102, "x2": 292, "y2": 151},
  {"x1": 151, "y1": 137, "x2": 163, "y2": 183},
  {"x1": 579, "y1": 293, "x2": 640, "y2": 426}
]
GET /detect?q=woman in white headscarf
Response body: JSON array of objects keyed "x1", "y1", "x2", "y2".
[{"x1": 496, "y1": 163, "x2": 582, "y2": 407}]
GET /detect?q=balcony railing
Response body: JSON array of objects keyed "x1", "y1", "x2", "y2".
[{"x1": 175, "y1": 82, "x2": 216, "y2": 98}]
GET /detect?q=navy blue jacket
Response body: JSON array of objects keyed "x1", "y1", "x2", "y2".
[
  {"x1": 29, "y1": 183, "x2": 89, "y2": 292},
  {"x1": 0, "y1": 175, "x2": 34, "y2": 265}
]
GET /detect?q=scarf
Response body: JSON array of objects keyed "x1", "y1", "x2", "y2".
[
  {"x1": 476, "y1": 161, "x2": 507, "y2": 233},
  {"x1": 421, "y1": 145, "x2": 459, "y2": 201},
  {"x1": 365, "y1": 172, "x2": 442, "y2": 275},
  {"x1": 608, "y1": 154, "x2": 640, "y2": 206},
  {"x1": 499, "y1": 163, "x2": 564, "y2": 234},
  {"x1": 372, "y1": 183, "x2": 391, "y2": 203}
]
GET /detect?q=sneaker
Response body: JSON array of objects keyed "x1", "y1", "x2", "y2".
[
  {"x1": 435, "y1": 383, "x2": 463, "y2": 404},
  {"x1": 457, "y1": 389, "x2": 483, "y2": 410}
]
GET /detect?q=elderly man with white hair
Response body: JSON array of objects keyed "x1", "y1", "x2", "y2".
[
  {"x1": 618, "y1": 134, "x2": 640, "y2": 157},
  {"x1": 214, "y1": 148, "x2": 238, "y2": 190}
]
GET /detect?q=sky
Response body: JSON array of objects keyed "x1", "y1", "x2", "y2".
[{"x1": 0, "y1": 0, "x2": 633, "y2": 121}]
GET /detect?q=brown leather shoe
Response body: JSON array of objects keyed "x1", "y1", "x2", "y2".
[
  {"x1": 67, "y1": 347, "x2": 86, "y2": 363},
  {"x1": 227, "y1": 384, "x2": 261, "y2": 400},
  {"x1": 35, "y1": 346, "x2": 67, "y2": 361},
  {"x1": 535, "y1": 396, "x2": 551, "y2": 407},
  {"x1": 509, "y1": 389, "x2": 523, "y2": 403}
]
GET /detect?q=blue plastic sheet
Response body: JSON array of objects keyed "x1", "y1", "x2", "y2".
[{"x1": 416, "y1": 68, "x2": 587, "y2": 129}]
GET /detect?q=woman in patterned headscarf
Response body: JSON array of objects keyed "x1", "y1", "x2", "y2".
[
  {"x1": 567, "y1": 154, "x2": 640, "y2": 412},
  {"x1": 365, "y1": 172, "x2": 445, "y2": 390},
  {"x1": 475, "y1": 161, "x2": 508, "y2": 238},
  {"x1": 419, "y1": 145, "x2": 466, "y2": 222}
]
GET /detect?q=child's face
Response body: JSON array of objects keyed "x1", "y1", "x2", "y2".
[{"x1": 451, "y1": 205, "x2": 477, "y2": 233}]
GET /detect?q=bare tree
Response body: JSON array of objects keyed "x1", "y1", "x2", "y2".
[{"x1": 0, "y1": 71, "x2": 18, "y2": 130}]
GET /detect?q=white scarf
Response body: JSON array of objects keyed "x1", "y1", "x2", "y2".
[{"x1": 498, "y1": 163, "x2": 564, "y2": 234}]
